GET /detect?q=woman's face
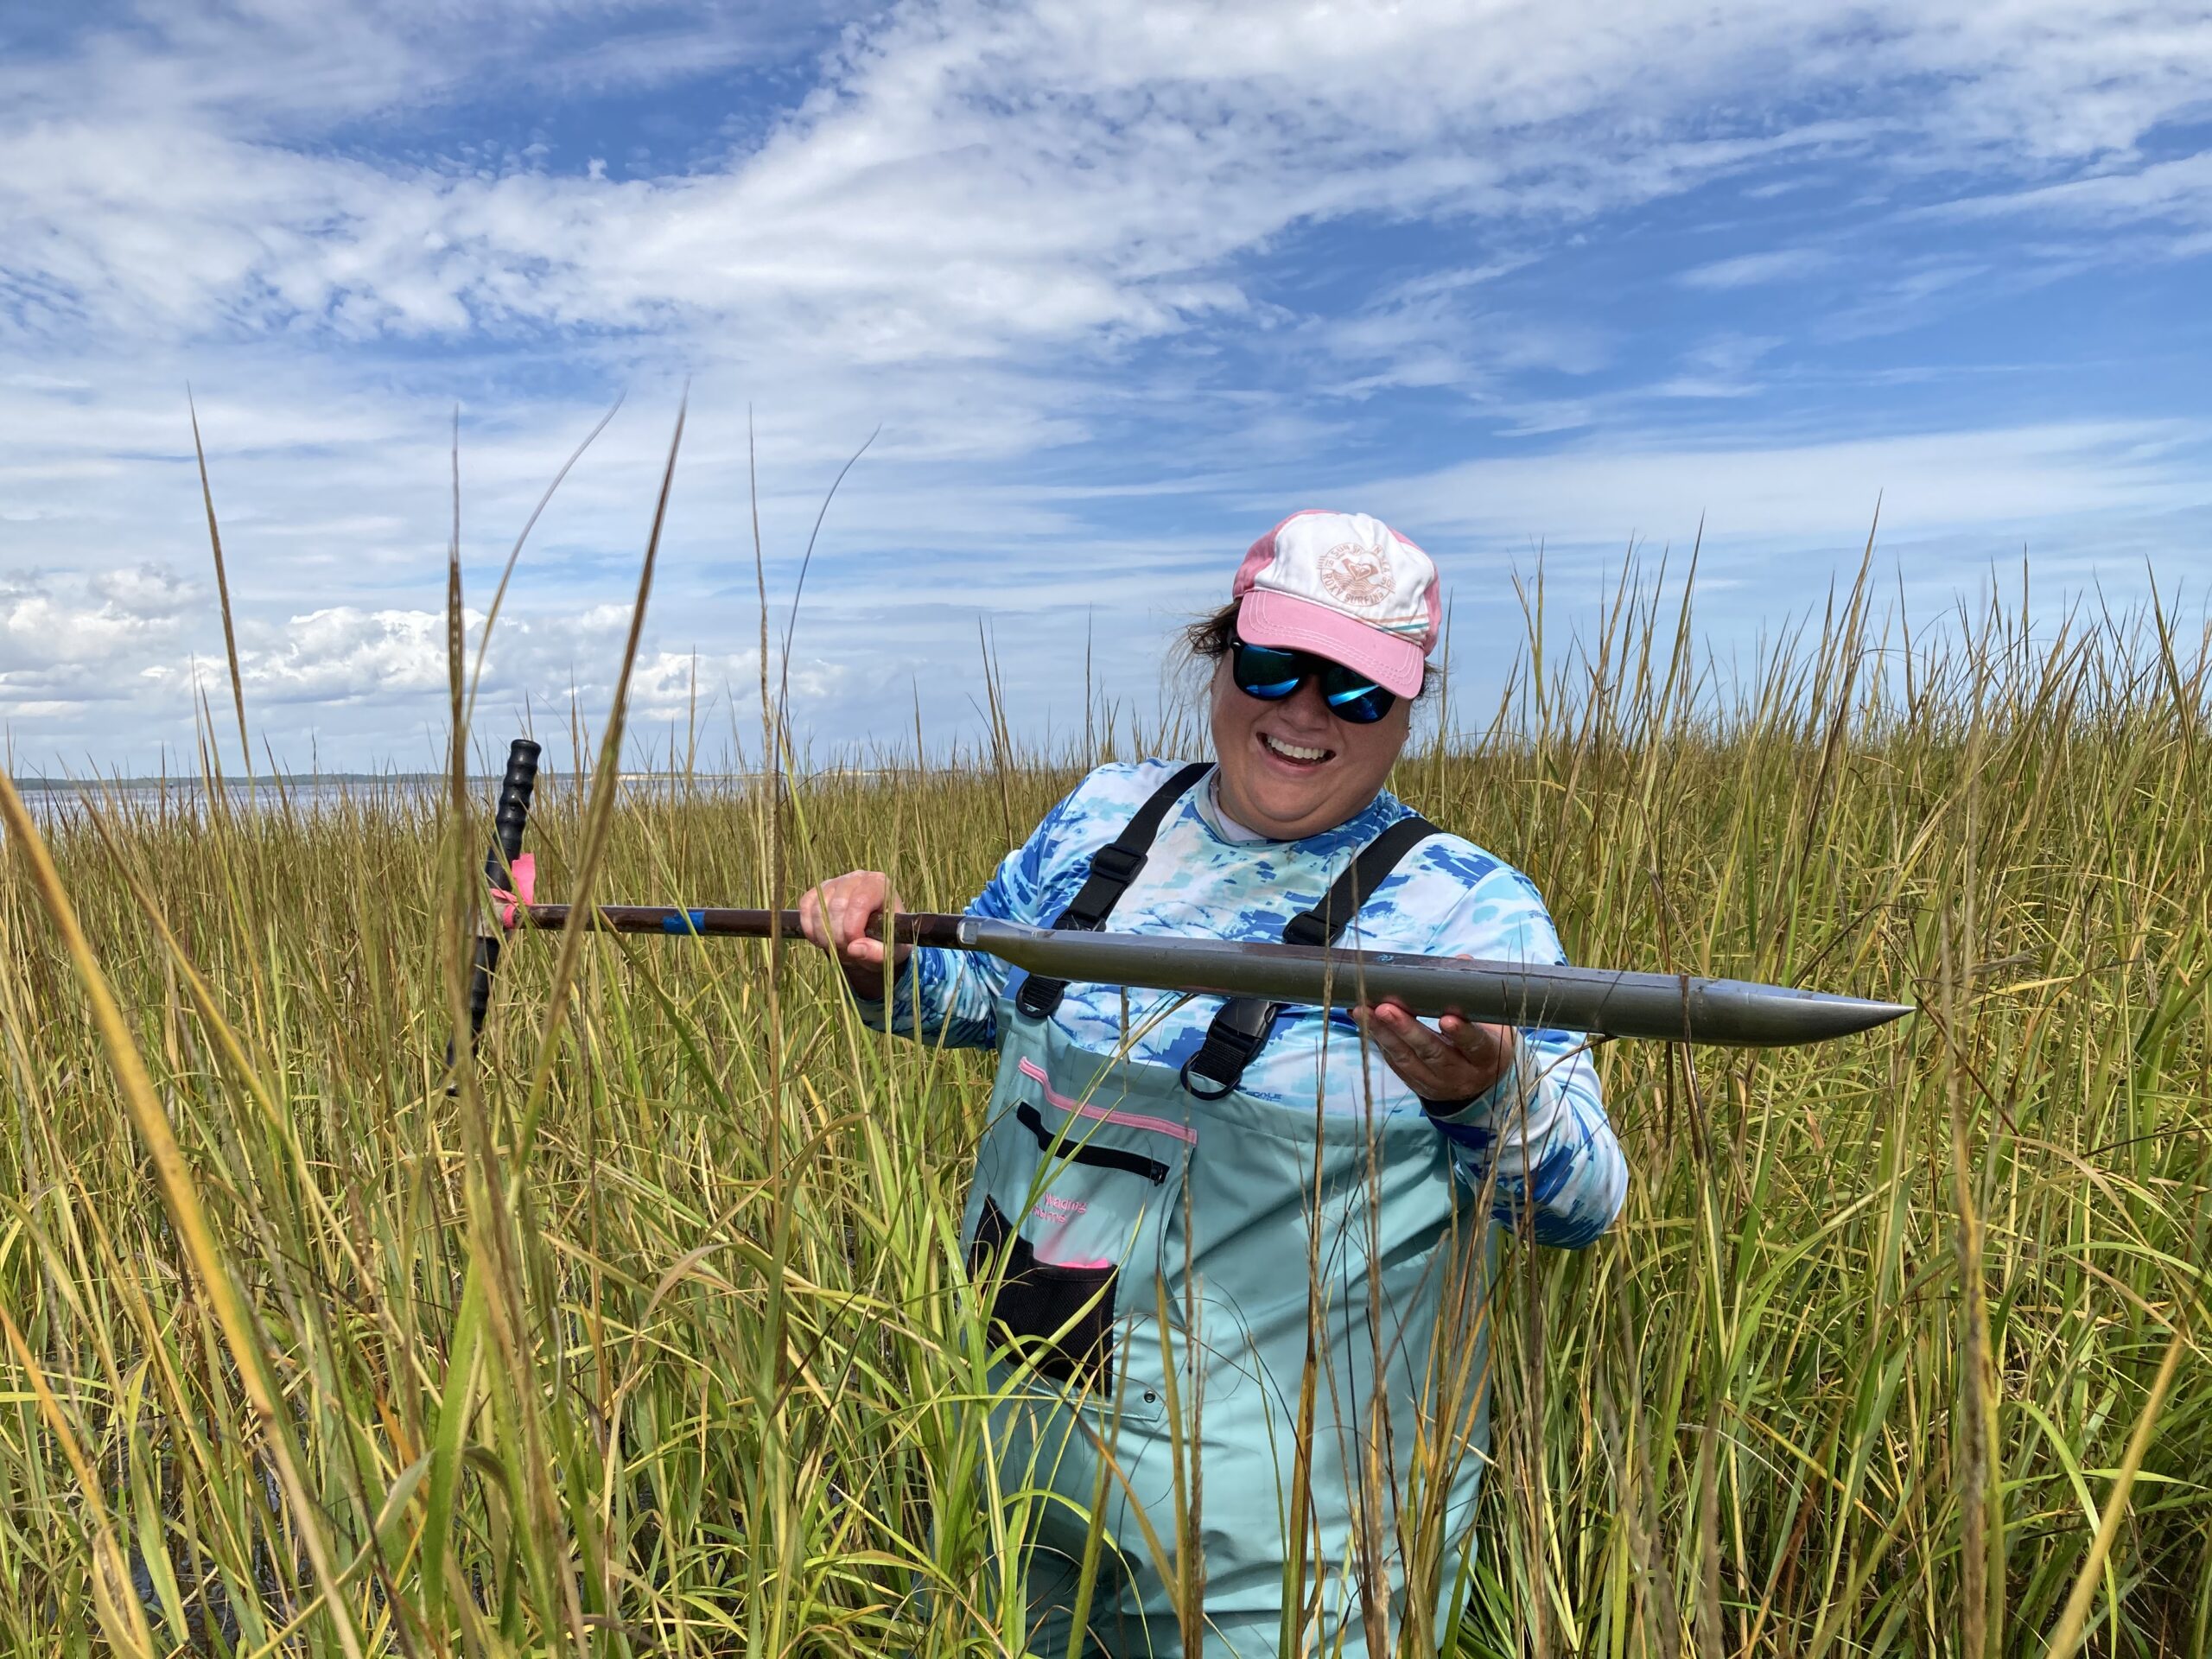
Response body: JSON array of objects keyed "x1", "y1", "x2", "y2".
[{"x1": 1209, "y1": 652, "x2": 1413, "y2": 840}]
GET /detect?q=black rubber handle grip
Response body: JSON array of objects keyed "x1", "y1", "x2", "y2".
[
  {"x1": 486, "y1": 738, "x2": 541, "y2": 889},
  {"x1": 457, "y1": 738, "x2": 543, "y2": 1066}
]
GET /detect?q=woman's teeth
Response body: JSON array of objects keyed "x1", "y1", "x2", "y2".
[{"x1": 1262, "y1": 734, "x2": 1329, "y2": 763}]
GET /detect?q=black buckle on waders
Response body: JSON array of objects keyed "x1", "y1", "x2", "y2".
[{"x1": 1179, "y1": 998, "x2": 1281, "y2": 1100}]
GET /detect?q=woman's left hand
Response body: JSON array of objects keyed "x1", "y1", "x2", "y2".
[{"x1": 1352, "y1": 1000, "x2": 1516, "y2": 1106}]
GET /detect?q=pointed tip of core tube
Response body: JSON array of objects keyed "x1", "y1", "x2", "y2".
[
  {"x1": 1818, "y1": 995, "x2": 1917, "y2": 1039},
  {"x1": 1702, "y1": 984, "x2": 1918, "y2": 1046}
]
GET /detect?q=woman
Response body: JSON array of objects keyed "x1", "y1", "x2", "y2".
[{"x1": 799, "y1": 510, "x2": 1626, "y2": 1657}]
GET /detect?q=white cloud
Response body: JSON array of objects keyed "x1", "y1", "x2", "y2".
[
  {"x1": 232, "y1": 607, "x2": 457, "y2": 702},
  {"x1": 0, "y1": 563, "x2": 200, "y2": 686},
  {"x1": 51, "y1": 592, "x2": 848, "y2": 762}
]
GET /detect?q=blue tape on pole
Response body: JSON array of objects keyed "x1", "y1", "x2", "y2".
[{"x1": 662, "y1": 909, "x2": 708, "y2": 934}]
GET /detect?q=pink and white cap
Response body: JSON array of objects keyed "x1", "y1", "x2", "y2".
[{"x1": 1232, "y1": 510, "x2": 1440, "y2": 698}]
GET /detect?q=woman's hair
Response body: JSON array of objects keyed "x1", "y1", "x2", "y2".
[
  {"x1": 1180, "y1": 599, "x2": 1245, "y2": 664},
  {"x1": 1181, "y1": 599, "x2": 1441, "y2": 700}
]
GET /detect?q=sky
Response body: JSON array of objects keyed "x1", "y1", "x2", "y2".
[{"x1": 2, "y1": 0, "x2": 2209, "y2": 775}]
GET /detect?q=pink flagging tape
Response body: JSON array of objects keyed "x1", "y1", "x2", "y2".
[
  {"x1": 1018, "y1": 1058, "x2": 1198, "y2": 1144},
  {"x1": 491, "y1": 854, "x2": 536, "y2": 931}
]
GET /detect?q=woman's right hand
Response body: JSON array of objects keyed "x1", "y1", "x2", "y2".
[{"x1": 796, "y1": 869, "x2": 913, "y2": 999}]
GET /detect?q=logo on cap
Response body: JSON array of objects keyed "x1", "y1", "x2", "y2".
[{"x1": 1319, "y1": 541, "x2": 1391, "y2": 607}]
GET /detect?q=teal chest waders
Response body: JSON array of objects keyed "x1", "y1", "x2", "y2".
[{"x1": 961, "y1": 768, "x2": 1495, "y2": 1658}]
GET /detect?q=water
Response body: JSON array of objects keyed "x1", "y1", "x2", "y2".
[
  {"x1": 10, "y1": 772, "x2": 784, "y2": 826},
  {"x1": 13, "y1": 777, "x2": 451, "y2": 824}
]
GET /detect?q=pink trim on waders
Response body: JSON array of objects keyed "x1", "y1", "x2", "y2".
[{"x1": 1018, "y1": 1058, "x2": 1198, "y2": 1144}]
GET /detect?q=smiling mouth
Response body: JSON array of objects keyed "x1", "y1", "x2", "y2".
[{"x1": 1261, "y1": 733, "x2": 1333, "y2": 766}]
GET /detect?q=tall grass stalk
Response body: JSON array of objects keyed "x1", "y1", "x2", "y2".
[{"x1": 0, "y1": 576, "x2": 2204, "y2": 1656}]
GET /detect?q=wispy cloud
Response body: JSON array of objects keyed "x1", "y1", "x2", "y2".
[
  {"x1": 1927, "y1": 152, "x2": 2212, "y2": 236},
  {"x1": 1370, "y1": 421, "x2": 2209, "y2": 546},
  {"x1": 1679, "y1": 248, "x2": 1837, "y2": 289}
]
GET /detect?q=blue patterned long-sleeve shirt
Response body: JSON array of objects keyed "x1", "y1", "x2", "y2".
[{"x1": 855, "y1": 760, "x2": 1626, "y2": 1246}]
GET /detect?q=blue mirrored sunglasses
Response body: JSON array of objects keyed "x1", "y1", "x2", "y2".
[{"x1": 1229, "y1": 636, "x2": 1397, "y2": 725}]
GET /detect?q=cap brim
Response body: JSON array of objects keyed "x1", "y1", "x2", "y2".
[{"x1": 1237, "y1": 589, "x2": 1426, "y2": 698}]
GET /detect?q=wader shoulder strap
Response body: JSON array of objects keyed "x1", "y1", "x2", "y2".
[
  {"x1": 1180, "y1": 812, "x2": 1445, "y2": 1099},
  {"x1": 1014, "y1": 760, "x2": 1213, "y2": 1020}
]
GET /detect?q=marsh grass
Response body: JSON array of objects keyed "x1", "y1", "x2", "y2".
[{"x1": 0, "y1": 563, "x2": 2206, "y2": 1656}]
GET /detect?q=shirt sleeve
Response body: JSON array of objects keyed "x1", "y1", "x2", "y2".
[
  {"x1": 1402, "y1": 855, "x2": 1628, "y2": 1249},
  {"x1": 848, "y1": 771, "x2": 1098, "y2": 1050}
]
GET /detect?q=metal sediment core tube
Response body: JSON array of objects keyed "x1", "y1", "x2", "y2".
[{"x1": 959, "y1": 918, "x2": 1913, "y2": 1048}]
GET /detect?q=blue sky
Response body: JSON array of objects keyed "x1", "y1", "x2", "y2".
[{"x1": 2, "y1": 0, "x2": 2208, "y2": 773}]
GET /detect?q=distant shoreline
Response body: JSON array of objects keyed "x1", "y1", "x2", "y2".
[
  {"x1": 10, "y1": 767, "x2": 932, "y2": 792},
  {"x1": 11, "y1": 772, "x2": 458, "y2": 791}
]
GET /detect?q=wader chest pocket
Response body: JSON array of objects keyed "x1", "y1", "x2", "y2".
[
  {"x1": 969, "y1": 1197, "x2": 1117, "y2": 1388},
  {"x1": 967, "y1": 1056, "x2": 1197, "y2": 1401}
]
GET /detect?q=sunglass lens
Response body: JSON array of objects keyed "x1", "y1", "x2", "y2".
[
  {"x1": 1232, "y1": 642, "x2": 1304, "y2": 701},
  {"x1": 1322, "y1": 669, "x2": 1395, "y2": 724}
]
